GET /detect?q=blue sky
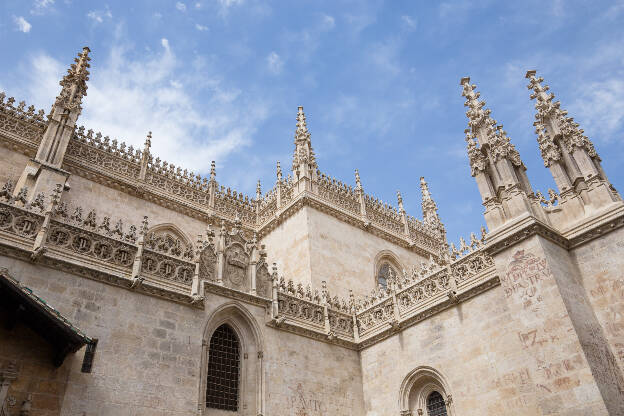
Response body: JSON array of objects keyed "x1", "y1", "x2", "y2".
[{"x1": 1, "y1": 0, "x2": 623, "y2": 245}]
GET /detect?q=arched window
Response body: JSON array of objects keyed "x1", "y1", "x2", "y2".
[
  {"x1": 426, "y1": 391, "x2": 448, "y2": 416},
  {"x1": 377, "y1": 261, "x2": 398, "y2": 290},
  {"x1": 206, "y1": 324, "x2": 240, "y2": 411},
  {"x1": 399, "y1": 366, "x2": 454, "y2": 416}
]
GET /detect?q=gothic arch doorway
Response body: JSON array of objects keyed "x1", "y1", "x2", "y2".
[
  {"x1": 199, "y1": 303, "x2": 265, "y2": 415},
  {"x1": 399, "y1": 366, "x2": 454, "y2": 416}
]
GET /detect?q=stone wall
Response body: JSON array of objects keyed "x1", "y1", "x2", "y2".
[
  {"x1": 572, "y1": 226, "x2": 624, "y2": 395},
  {"x1": 0, "y1": 311, "x2": 71, "y2": 416},
  {"x1": 307, "y1": 206, "x2": 427, "y2": 297},
  {"x1": 360, "y1": 284, "x2": 550, "y2": 416},
  {"x1": 260, "y1": 208, "x2": 313, "y2": 289},
  {"x1": 0, "y1": 255, "x2": 365, "y2": 416}
]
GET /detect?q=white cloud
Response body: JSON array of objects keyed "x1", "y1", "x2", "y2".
[
  {"x1": 195, "y1": 2, "x2": 202, "y2": 8},
  {"x1": 266, "y1": 51, "x2": 283, "y2": 74},
  {"x1": 176, "y1": 2, "x2": 187, "y2": 11},
  {"x1": 219, "y1": 0, "x2": 244, "y2": 7},
  {"x1": 31, "y1": 0, "x2": 54, "y2": 15},
  {"x1": 87, "y1": 8, "x2": 112, "y2": 23},
  {"x1": 13, "y1": 16, "x2": 32, "y2": 33},
  {"x1": 19, "y1": 39, "x2": 270, "y2": 177},
  {"x1": 573, "y1": 79, "x2": 624, "y2": 142},
  {"x1": 401, "y1": 15, "x2": 417, "y2": 30},
  {"x1": 195, "y1": 23, "x2": 208, "y2": 31},
  {"x1": 321, "y1": 15, "x2": 335, "y2": 30}
]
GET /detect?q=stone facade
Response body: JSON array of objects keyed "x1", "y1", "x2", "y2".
[{"x1": 0, "y1": 49, "x2": 622, "y2": 416}]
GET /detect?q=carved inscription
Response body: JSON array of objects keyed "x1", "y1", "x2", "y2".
[
  {"x1": 502, "y1": 250, "x2": 549, "y2": 309},
  {"x1": 288, "y1": 384, "x2": 323, "y2": 415}
]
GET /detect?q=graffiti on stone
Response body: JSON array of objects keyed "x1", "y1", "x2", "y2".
[{"x1": 502, "y1": 250, "x2": 550, "y2": 309}]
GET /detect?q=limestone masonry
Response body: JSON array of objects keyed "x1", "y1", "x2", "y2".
[{"x1": 0, "y1": 47, "x2": 623, "y2": 416}]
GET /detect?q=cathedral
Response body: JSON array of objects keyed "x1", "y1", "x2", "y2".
[{"x1": 0, "y1": 47, "x2": 623, "y2": 416}]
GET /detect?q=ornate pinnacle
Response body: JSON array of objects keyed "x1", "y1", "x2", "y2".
[
  {"x1": 420, "y1": 177, "x2": 432, "y2": 202},
  {"x1": 295, "y1": 106, "x2": 310, "y2": 143},
  {"x1": 355, "y1": 169, "x2": 362, "y2": 189},
  {"x1": 525, "y1": 70, "x2": 597, "y2": 161},
  {"x1": 54, "y1": 47, "x2": 91, "y2": 114},
  {"x1": 210, "y1": 161, "x2": 216, "y2": 182},
  {"x1": 292, "y1": 106, "x2": 317, "y2": 172},
  {"x1": 396, "y1": 190, "x2": 404, "y2": 211},
  {"x1": 256, "y1": 180, "x2": 262, "y2": 200},
  {"x1": 276, "y1": 161, "x2": 282, "y2": 181},
  {"x1": 144, "y1": 131, "x2": 152, "y2": 151},
  {"x1": 461, "y1": 77, "x2": 523, "y2": 168}
]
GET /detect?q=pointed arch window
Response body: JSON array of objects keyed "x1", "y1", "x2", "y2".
[
  {"x1": 206, "y1": 324, "x2": 240, "y2": 411},
  {"x1": 377, "y1": 262, "x2": 398, "y2": 290}
]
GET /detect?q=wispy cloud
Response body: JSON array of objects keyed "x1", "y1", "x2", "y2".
[
  {"x1": 13, "y1": 16, "x2": 32, "y2": 33},
  {"x1": 20, "y1": 38, "x2": 269, "y2": 175},
  {"x1": 573, "y1": 79, "x2": 624, "y2": 142},
  {"x1": 401, "y1": 15, "x2": 417, "y2": 30},
  {"x1": 87, "y1": 8, "x2": 112, "y2": 24},
  {"x1": 195, "y1": 23, "x2": 208, "y2": 31},
  {"x1": 31, "y1": 0, "x2": 54, "y2": 15},
  {"x1": 266, "y1": 51, "x2": 283, "y2": 74},
  {"x1": 176, "y1": 2, "x2": 187, "y2": 12},
  {"x1": 322, "y1": 15, "x2": 335, "y2": 30}
]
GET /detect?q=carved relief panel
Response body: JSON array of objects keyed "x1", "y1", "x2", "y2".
[
  {"x1": 199, "y1": 246, "x2": 217, "y2": 282},
  {"x1": 224, "y1": 243, "x2": 249, "y2": 291},
  {"x1": 256, "y1": 262, "x2": 272, "y2": 298}
]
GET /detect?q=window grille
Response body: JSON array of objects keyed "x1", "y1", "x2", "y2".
[
  {"x1": 206, "y1": 324, "x2": 240, "y2": 411},
  {"x1": 426, "y1": 391, "x2": 447, "y2": 416}
]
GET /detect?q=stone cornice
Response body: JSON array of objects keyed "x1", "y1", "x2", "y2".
[
  {"x1": 257, "y1": 192, "x2": 440, "y2": 259},
  {"x1": 357, "y1": 273, "x2": 500, "y2": 350},
  {"x1": 0, "y1": 128, "x2": 441, "y2": 258},
  {"x1": 484, "y1": 205, "x2": 624, "y2": 255}
]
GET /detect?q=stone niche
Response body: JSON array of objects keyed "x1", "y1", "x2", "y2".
[{"x1": 200, "y1": 222, "x2": 272, "y2": 298}]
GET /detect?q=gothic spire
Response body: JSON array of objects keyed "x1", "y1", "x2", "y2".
[
  {"x1": 54, "y1": 46, "x2": 91, "y2": 115},
  {"x1": 461, "y1": 77, "x2": 523, "y2": 169},
  {"x1": 419, "y1": 176, "x2": 447, "y2": 246},
  {"x1": 420, "y1": 177, "x2": 439, "y2": 223},
  {"x1": 525, "y1": 70, "x2": 598, "y2": 164},
  {"x1": 525, "y1": 70, "x2": 619, "y2": 203},
  {"x1": 292, "y1": 106, "x2": 317, "y2": 173},
  {"x1": 459, "y1": 77, "x2": 535, "y2": 230}
]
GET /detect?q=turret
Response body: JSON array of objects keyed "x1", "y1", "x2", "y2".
[
  {"x1": 526, "y1": 70, "x2": 620, "y2": 212},
  {"x1": 461, "y1": 77, "x2": 536, "y2": 230}
]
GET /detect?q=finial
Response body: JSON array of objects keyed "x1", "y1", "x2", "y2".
[
  {"x1": 460, "y1": 76, "x2": 470, "y2": 86},
  {"x1": 355, "y1": 169, "x2": 362, "y2": 189},
  {"x1": 396, "y1": 190, "x2": 404, "y2": 210},
  {"x1": 144, "y1": 131, "x2": 152, "y2": 150},
  {"x1": 276, "y1": 161, "x2": 282, "y2": 181},
  {"x1": 295, "y1": 105, "x2": 310, "y2": 143},
  {"x1": 256, "y1": 180, "x2": 262, "y2": 199},
  {"x1": 53, "y1": 46, "x2": 92, "y2": 114},
  {"x1": 420, "y1": 177, "x2": 432, "y2": 201},
  {"x1": 210, "y1": 161, "x2": 216, "y2": 181}
]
